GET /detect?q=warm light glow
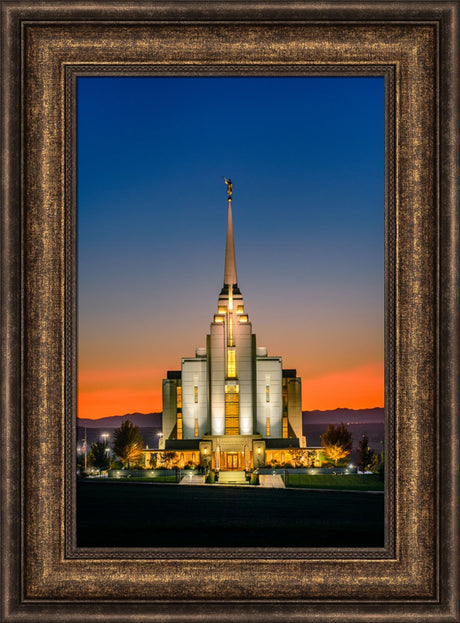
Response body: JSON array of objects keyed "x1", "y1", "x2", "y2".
[
  {"x1": 213, "y1": 315, "x2": 224, "y2": 323},
  {"x1": 301, "y1": 363, "x2": 384, "y2": 410},
  {"x1": 238, "y1": 315, "x2": 248, "y2": 323},
  {"x1": 228, "y1": 315, "x2": 233, "y2": 346},
  {"x1": 78, "y1": 385, "x2": 162, "y2": 420},
  {"x1": 78, "y1": 361, "x2": 384, "y2": 419},
  {"x1": 227, "y1": 348, "x2": 236, "y2": 378}
]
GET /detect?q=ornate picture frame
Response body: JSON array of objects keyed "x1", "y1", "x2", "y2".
[{"x1": 1, "y1": 1, "x2": 458, "y2": 621}]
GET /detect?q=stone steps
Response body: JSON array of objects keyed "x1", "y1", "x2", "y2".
[{"x1": 216, "y1": 470, "x2": 247, "y2": 485}]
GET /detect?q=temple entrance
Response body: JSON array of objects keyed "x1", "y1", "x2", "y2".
[{"x1": 226, "y1": 452, "x2": 240, "y2": 470}]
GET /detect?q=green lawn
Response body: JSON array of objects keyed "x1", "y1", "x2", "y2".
[
  {"x1": 77, "y1": 481, "x2": 384, "y2": 548},
  {"x1": 103, "y1": 476, "x2": 177, "y2": 483},
  {"x1": 286, "y1": 473, "x2": 384, "y2": 491}
]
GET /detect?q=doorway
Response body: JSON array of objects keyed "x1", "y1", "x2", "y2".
[{"x1": 226, "y1": 453, "x2": 239, "y2": 470}]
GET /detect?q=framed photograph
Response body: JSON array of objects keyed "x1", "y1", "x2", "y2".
[
  {"x1": 1, "y1": 1, "x2": 458, "y2": 621},
  {"x1": 75, "y1": 74, "x2": 386, "y2": 551}
]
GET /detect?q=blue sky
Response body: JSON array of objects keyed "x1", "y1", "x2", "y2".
[{"x1": 77, "y1": 76, "x2": 384, "y2": 417}]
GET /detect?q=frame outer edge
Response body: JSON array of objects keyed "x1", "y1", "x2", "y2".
[
  {"x1": 439, "y1": 2, "x2": 460, "y2": 621},
  {"x1": 0, "y1": 1, "x2": 458, "y2": 621},
  {"x1": 0, "y1": 0, "x2": 457, "y2": 22},
  {"x1": 1, "y1": 3, "x2": 23, "y2": 623}
]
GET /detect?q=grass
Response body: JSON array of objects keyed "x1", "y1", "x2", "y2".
[
  {"x1": 102, "y1": 476, "x2": 177, "y2": 483},
  {"x1": 77, "y1": 481, "x2": 384, "y2": 548},
  {"x1": 286, "y1": 473, "x2": 384, "y2": 491}
]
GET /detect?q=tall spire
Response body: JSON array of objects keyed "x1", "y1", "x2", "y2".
[{"x1": 223, "y1": 178, "x2": 237, "y2": 286}]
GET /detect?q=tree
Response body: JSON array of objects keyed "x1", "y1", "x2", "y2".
[
  {"x1": 287, "y1": 446, "x2": 311, "y2": 468},
  {"x1": 357, "y1": 435, "x2": 377, "y2": 472},
  {"x1": 87, "y1": 441, "x2": 111, "y2": 472},
  {"x1": 112, "y1": 420, "x2": 144, "y2": 469},
  {"x1": 159, "y1": 451, "x2": 178, "y2": 469},
  {"x1": 321, "y1": 422, "x2": 353, "y2": 465}
]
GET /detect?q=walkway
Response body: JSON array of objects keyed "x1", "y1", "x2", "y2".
[
  {"x1": 179, "y1": 474, "x2": 206, "y2": 485},
  {"x1": 259, "y1": 474, "x2": 285, "y2": 488}
]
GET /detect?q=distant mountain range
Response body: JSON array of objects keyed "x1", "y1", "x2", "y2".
[
  {"x1": 77, "y1": 408, "x2": 385, "y2": 457},
  {"x1": 302, "y1": 407, "x2": 384, "y2": 425},
  {"x1": 302, "y1": 408, "x2": 385, "y2": 454},
  {"x1": 77, "y1": 412, "x2": 161, "y2": 428},
  {"x1": 78, "y1": 407, "x2": 384, "y2": 429}
]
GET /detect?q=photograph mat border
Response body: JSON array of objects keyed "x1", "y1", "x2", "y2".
[{"x1": 1, "y1": 2, "x2": 458, "y2": 621}]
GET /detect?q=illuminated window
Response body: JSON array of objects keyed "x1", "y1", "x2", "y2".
[
  {"x1": 228, "y1": 316, "x2": 233, "y2": 346},
  {"x1": 266, "y1": 385, "x2": 270, "y2": 402},
  {"x1": 282, "y1": 380, "x2": 288, "y2": 435},
  {"x1": 225, "y1": 384, "x2": 239, "y2": 435},
  {"x1": 177, "y1": 412, "x2": 183, "y2": 440},
  {"x1": 266, "y1": 417, "x2": 270, "y2": 436},
  {"x1": 214, "y1": 314, "x2": 224, "y2": 323},
  {"x1": 176, "y1": 386, "x2": 182, "y2": 439},
  {"x1": 194, "y1": 386, "x2": 198, "y2": 403},
  {"x1": 282, "y1": 416, "x2": 288, "y2": 438},
  {"x1": 236, "y1": 305, "x2": 244, "y2": 314},
  {"x1": 238, "y1": 315, "x2": 248, "y2": 323},
  {"x1": 194, "y1": 418, "x2": 199, "y2": 437},
  {"x1": 218, "y1": 306, "x2": 226, "y2": 314},
  {"x1": 227, "y1": 348, "x2": 236, "y2": 378}
]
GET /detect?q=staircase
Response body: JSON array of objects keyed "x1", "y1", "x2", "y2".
[{"x1": 216, "y1": 471, "x2": 247, "y2": 485}]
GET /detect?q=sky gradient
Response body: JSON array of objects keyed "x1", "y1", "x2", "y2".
[{"x1": 77, "y1": 76, "x2": 384, "y2": 419}]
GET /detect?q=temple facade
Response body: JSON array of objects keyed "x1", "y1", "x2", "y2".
[{"x1": 158, "y1": 181, "x2": 305, "y2": 471}]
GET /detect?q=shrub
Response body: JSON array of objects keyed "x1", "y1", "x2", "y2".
[
  {"x1": 250, "y1": 472, "x2": 259, "y2": 485},
  {"x1": 206, "y1": 470, "x2": 216, "y2": 484}
]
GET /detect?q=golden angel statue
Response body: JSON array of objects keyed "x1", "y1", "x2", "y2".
[{"x1": 223, "y1": 177, "x2": 233, "y2": 199}]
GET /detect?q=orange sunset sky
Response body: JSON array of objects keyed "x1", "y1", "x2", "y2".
[{"x1": 77, "y1": 77, "x2": 384, "y2": 420}]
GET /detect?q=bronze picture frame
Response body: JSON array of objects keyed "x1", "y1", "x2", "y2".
[{"x1": 1, "y1": 1, "x2": 458, "y2": 621}]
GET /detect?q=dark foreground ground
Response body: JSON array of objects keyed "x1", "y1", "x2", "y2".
[{"x1": 77, "y1": 481, "x2": 384, "y2": 548}]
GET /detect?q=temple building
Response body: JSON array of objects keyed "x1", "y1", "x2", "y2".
[{"x1": 157, "y1": 180, "x2": 306, "y2": 472}]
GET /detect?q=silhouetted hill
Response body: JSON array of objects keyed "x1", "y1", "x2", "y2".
[
  {"x1": 76, "y1": 408, "x2": 385, "y2": 459},
  {"x1": 77, "y1": 412, "x2": 161, "y2": 428},
  {"x1": 302, "y1": 408, "x2": 385, "y2": 458},
  {"x1": 303, "y1": 407, "x2": 384, "y2": 425}
]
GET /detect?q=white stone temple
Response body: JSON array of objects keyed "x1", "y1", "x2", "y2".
[{"x1": 160, "y1": 180, "x2": 304, "y2": 471}]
